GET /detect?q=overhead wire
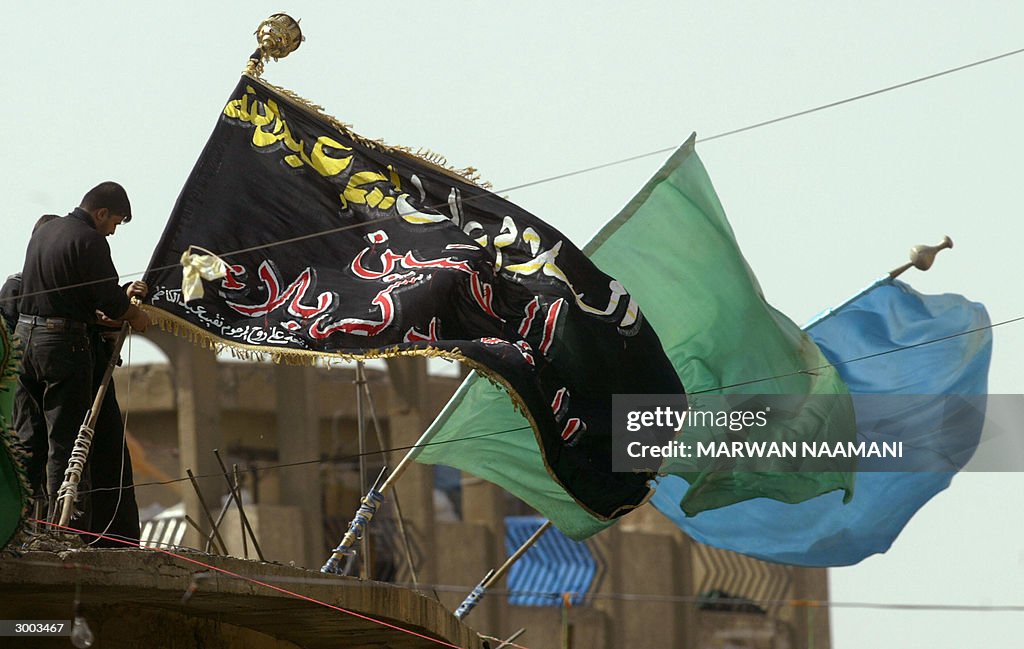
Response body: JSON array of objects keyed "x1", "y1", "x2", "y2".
[
  {"x1": 4, "y1": 41, "x2": 1021, "y2": 649},
  {"x1": 358, "y1": 582, "x2": 1024, "y2": 614},
  {"x1": 691, "y1": 313, "x2": 1024, "y2": 394},
  {"x1": 72, "y1": 309, "x2": 1021, "y2": 501},
  {"x1": 8, "y1": 43, "x2": 1024, "y2": 603},
  {"x1": 498, "y1": 45, "x2": 1024, "y2": 191},
  {"x1": 4, "y1": 43, "x2": 1024, "y2": 305}
]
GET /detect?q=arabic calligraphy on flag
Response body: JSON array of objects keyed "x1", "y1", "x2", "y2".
[{"x1": 143, "y1": 77, "x2": 684, "y2": 520}]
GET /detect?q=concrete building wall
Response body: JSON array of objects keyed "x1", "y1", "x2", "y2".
[{"x1": 113, "y1": 341, "x2": 831, "y2": 649}]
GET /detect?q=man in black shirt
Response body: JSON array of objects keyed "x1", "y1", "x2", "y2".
[{"x1": 14, "y1": 182, "x2": 149, "y2": 524}]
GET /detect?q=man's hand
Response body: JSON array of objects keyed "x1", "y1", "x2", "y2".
[
  {"x1": 126, "y1": 280, "x2": 148, "y2": 300},
  {"x1": 95, "y1": 309, "x2": 120, "y2": 327}
]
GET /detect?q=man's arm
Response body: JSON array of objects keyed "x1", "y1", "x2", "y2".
[
  {"x1": 96, "y1": 280, "x2": 150, "y2": 331},
  {"x1": 81, "y1": 236, "x2": 132, "y2": 323}
]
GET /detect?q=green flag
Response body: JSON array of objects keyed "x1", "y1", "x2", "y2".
[
  {"x1": 415, "y1": 134, "x2": 854, "y2": 538},
  {"x1": 422, "y1": 372, "x2": 615, "y2": 539},
  {"x1": 1, "y1": 324, "x2": 29, "y2": 548}
]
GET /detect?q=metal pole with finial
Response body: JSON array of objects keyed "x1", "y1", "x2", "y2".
[
  {"x1": 808, "y1": 235, "x2": 957, "y2": 329},
  {"x1": 246, "y1": 13, "x2": 304, "y2": 78},
  {"x1": 354, "y1": 361, "x2": 373, "y2": 579},
  {"x1": 889, "y1": 236, "x2": 953, "y2": 279}
]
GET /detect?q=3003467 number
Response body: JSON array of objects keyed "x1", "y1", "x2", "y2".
[
  {"x1": 16, "y1": 623, "x2": 65, "y2": 633},
  {"x1": 0, "y1": 621, "x2": 71, "y2": 636}
]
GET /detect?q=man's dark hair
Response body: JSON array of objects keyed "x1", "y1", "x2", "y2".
[
  {"x1": 81, "y1": 181, "x2": 132, "y2": 223},
  {"x1": 32, "y1": 214, "x2": 60, "y2": 235}
]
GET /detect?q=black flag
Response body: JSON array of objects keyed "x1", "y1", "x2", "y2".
[{"x1": 144, "y1": 77, "x2": 684, "y2": 519}]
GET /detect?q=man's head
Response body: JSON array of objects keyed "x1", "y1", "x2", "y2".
[{"x1": 80, "y1": 181, "x2": 132, "y2": 236}]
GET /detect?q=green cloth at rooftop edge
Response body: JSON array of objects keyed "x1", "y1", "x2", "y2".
[{"x1": 0, "y1": 322, "x2": 30, "y2": 548}]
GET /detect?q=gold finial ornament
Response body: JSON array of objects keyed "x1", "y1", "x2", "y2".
[
  {"x1": 246, "y1": 13, "x2": 304, "y2": 77},
  {"x1": 889, "y1": 235, "x2": 954, "y2": 279},
  {"x1": 256, "y1": 13, "x2": 303, "y2": 60}
]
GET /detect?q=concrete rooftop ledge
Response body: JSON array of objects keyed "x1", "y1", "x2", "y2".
[{"x1": 0, "y1": 547, "x2": 483, "y2": 649}]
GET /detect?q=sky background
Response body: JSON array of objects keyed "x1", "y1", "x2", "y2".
[{"x1": 4, "y1": 3, "x2": 1023, "y2": 647}]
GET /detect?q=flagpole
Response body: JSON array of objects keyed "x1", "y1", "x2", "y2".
[
  {"x1": 454, "y1": 520, "x2": 553, "y2": 620},
  {"x1": 56, "y1": 322, "x2": 129, "y2": 526},
  {"x1": 359, "y1": 373, "x2": 421, "y2": 588},
  {"x1": 354, "y1": 360, "x2": 372, "y2": 578},
  {"x1": 806, "y1": 235, "x2": 956, "y2": 332}
]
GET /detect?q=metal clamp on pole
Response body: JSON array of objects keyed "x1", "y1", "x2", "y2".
[
  {"x1": 455, "y1": 520, "x2": 553, "y2": 621},
  {"x1": 321, "y1": 416, "x2": 433, "y2": 577},
  {"x1": 454, "y1": 570, "x2": 495, "y2": 620}
]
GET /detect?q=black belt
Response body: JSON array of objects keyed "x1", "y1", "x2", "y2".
[{"x1": 18, "y1": 315, "x2": 88, "y2": 333}]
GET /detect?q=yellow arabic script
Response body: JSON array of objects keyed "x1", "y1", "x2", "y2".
[
  {"x1": 224, "y1": 86, "x2": 354, "y2": 178},
  {"x1": 223, "y1": 86, "x2": 416, "y2": 212}
]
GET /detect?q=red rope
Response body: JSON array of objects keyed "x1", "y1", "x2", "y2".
[{"x1": 31, "y1": 519, "x2": 471, "y2": 649}]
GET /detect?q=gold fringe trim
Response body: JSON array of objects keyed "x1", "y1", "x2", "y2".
[
  {"x1": 145, "y1": 305, "x2": 484, "y2": 366},
  {"x1": 145, "y1": 304, "x2": 650, "y2": 522},
  {"x1": 244, "y1": 75, "x2": 492, "y2": 190}
]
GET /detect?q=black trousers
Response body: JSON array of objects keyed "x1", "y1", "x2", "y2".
[
  {"x1": 13, "y1": 324, "x2": 141, "y2": 545},
  {"x1": 13, "y1": 322, "x2": 93, "y2": 525}
]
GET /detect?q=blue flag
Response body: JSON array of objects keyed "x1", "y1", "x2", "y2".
[{"x1": 652, "y1": 278, "x2": 992, "y2": 566}]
